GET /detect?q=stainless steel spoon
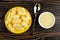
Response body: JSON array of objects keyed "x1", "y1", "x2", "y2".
[{"x1": 31, "y1": 3, "x2": 41, "y2": 34}]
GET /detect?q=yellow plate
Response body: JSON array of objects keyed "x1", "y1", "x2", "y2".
[{"x1": 4, "y1": 6, "x2": 32, "y2": 34}]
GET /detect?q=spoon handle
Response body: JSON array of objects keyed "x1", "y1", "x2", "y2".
[{"x1": 31, "y1": 13, "x2": 37, "y2": 35}]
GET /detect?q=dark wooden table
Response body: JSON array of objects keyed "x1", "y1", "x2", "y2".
[{"x1": 0, "y1": 0, "x2": 60, "y2": 40}]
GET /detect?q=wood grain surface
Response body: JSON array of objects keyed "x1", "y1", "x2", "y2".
[{"x1": 0, "y1": 0, "x2": 60, "y2": 40}]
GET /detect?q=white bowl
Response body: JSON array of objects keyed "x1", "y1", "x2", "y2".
[{"x1": 38, "y1": 12, "x2": 55, "y2": 29}]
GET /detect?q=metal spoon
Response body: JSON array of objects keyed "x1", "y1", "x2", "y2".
[{"x1": 31, "y1": 3, "x2": 41, "y2": 35}]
